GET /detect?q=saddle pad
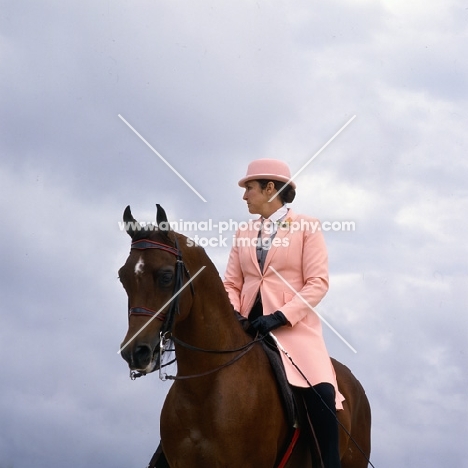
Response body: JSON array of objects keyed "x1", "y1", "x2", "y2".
[
  {"x1": 235, "y1": 311, "x2": 298, "y2": 428},
  {"x1": 261, "y1": 336, "x2": 298, "y2": 428}
]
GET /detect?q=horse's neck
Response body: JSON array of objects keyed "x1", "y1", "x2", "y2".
[
  {"x1": 178, "y1": 269, "x2": 246, "y2": 347},
  {"x1": 173, "y1": 258, "x2": 249, "y2": 372}
]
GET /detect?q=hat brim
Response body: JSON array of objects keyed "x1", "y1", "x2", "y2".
[{"x1": 238, "y1": 174, "x2": 296, "y2": 190}]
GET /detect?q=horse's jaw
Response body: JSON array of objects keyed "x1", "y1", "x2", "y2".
[{"x1": 128, "y1": 349, "x2": 161, "y2": 380}]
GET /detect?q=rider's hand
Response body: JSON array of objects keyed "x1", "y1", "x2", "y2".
[{"x1": 250, "y1": 311, "x2": 288, "y2": 335}]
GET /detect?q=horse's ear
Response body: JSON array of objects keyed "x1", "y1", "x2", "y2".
[
  {"x1": 123, "y1": 205, "x2": 138, "y2": 239},
  {"x1": 156, "y1": 204, "x2": 170, "y2": 233}
]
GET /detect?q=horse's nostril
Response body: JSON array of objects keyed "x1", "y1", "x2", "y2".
[{"x1": 133, "y1": 344, "x2": 153, "y2": 368}]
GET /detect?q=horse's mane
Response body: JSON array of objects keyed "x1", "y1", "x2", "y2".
[{"x1": 133, "y1": 225, "x2": 234, "y2": 308}]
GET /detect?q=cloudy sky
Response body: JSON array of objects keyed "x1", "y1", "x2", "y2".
[{"x1": 1, "y1": 0, "x2": 467, "y2": 466}]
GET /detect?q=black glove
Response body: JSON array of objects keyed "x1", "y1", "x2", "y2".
[{"x1": 251, "y1": 311, "x2": 288, "y2": 335}]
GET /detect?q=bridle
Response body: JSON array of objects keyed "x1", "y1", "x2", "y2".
[
  {"x1": 127, "y1": 236, "x2": 191, "y2": 380},
  {"x1": 128, "y1": 237, "x2": 193, "y2": 337},
  {"x1": 127, "y1": 235, "x2": 261, "y2": 381}
]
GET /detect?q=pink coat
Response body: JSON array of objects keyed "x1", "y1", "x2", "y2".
[{"x1": 224, "y1": 210, "x2": 344, "y2": 409}]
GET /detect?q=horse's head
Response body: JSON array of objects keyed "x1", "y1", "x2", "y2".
[{"x1": 118, "y1": 204, "x2": 194, "y2": 377}]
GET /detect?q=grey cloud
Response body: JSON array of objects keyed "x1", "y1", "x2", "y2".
[{"x1": 1, "y1": 1, "x2": 467, "y2": 467}]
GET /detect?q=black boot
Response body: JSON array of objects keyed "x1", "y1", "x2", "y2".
[{"x1": 301, "y1": 383, "x2": 341, "y2": 468}]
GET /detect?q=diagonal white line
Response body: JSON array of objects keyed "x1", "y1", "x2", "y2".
[
  {"x1": 118, "y1": 114, "x2": 207, "y2": 203},
  {"x1": 118, "y1": 266, "x2": 206, "y2": 354},
  {"x1": 269, "y1": 266, "x2": 357, "y2": 353},
  {"x1": 269, "y1": 115, "x2": 356, "y2": 203}
]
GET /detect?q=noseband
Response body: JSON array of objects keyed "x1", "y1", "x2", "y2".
[{"x1": 128, "y1": 237, "x2": 193, "y2": 337}]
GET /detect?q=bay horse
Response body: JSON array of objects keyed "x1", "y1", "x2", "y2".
[{"x1": 119, "y1": 205, "x2": 371, "y2": 468}]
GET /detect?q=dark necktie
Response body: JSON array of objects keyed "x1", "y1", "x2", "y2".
[{"x1": 256, "y1": 219, "x2": 274, "y2": 273}]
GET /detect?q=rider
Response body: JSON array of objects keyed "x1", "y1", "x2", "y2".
[{"x1": 224, "y1": 158, "x2": 343, "y2": 468}]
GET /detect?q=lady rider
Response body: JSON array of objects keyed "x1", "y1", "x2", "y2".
[{"x1": 223, "y1": 158, "x2": 343, "y2": 468}]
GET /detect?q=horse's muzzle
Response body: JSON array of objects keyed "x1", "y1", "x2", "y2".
[{"x1": 120, "y1": 341, "x2": 160, "y2": 375}]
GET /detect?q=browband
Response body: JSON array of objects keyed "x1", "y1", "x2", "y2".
[{"x1": 131, "y1": 239, "x2": 180, "y2": 257}]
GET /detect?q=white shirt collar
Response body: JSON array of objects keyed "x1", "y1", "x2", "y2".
[
  {"x1": 267, "y1": 205, "x2": 289, "y2": 224},
  {"x1": 262, "y1": 206, "x2": 289, "y2": 234}
]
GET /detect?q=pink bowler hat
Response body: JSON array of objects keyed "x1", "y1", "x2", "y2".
[{"x1": 238, "y1": 159, "x2": 296, "y2": 189}]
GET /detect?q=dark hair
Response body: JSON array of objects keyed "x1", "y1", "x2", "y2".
[{"x1": 256, "y1": 179, "x2": 296, "y2": 204}]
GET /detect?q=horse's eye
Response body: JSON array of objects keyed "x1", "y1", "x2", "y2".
[{"x1": 159, "y1": 271, "x2": 174, "y2": 287}]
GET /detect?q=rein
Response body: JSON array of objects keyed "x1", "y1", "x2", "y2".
[
  {"x1": 157, "y1": 331, "x2": 265, "y2": 381},
  {"x1": 158, "y1": 332, "x2": 259, "y2": 381},
  {"x1": 170, "y1": 332, "x2": 264, "y2": 354}
]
